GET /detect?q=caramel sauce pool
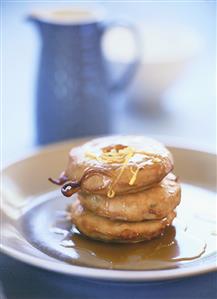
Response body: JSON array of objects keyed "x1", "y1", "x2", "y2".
[
  {"x1": 54, "y1": 224, "x2": 206, "y2": 270},
  {"x1": 21, "y1": 184, "x2": 216, "y2": 271}
]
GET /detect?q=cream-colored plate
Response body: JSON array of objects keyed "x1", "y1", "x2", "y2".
[{"x1": 1, "y1": 138, "x2": 217, "y2": 281}]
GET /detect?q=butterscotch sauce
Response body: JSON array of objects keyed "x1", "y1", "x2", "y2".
[
  {"x1": 51, "y1": 221, "x2": 207, "y2": 270},
  {"x1": 21, "y1": 183, "x2": 216, "y2": 271}
]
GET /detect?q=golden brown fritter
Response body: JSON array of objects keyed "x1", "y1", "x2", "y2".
[
  {"x1": 78, "y1": 173, "x2": 181, "y2": 221},
  {"x1": 70, "y1": 198, "x2": 176, "y2": 243},
  {"x1": 64, "y1": 136, "x2": 173, "y2": 197}
]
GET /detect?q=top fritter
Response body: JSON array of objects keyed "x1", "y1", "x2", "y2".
[{"x1": 50, "y1": 136, "x2": 173, "y2": 198}]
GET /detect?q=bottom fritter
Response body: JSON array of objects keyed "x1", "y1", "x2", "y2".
[{"x1": 70, "y1": 198, "x2": 176, "y2": 243}]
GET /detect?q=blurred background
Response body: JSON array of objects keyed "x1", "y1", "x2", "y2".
[{"x1": 2, "y1": 1, "x2": 216, "y2": 165}]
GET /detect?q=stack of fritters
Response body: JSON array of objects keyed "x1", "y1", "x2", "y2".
[{"x1": 52, "y1": 136, "x2": 181, "y2": 243}]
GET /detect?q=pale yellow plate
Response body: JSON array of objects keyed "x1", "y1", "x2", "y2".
[{"x1": 1, "y1": 138, "x2": 217, "y2": 281}]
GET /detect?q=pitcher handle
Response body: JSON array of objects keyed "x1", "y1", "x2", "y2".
[{"x1": 101, "y1": 21, "x2": 141, "y2": 93}]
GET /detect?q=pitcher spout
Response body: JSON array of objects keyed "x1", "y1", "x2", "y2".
[{"x1": 26, "y1": 12, "x2": 41, "y2": 24}]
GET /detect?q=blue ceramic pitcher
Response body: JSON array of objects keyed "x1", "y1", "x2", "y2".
[{"x1": 29, "y1": 8, "x2": 140, "y2": 145}]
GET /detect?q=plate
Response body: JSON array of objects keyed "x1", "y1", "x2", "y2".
[{"x1": 1, "y1": 138, "x2": 217, "y2": 281}]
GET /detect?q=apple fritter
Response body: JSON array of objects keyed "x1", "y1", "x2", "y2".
[
  {"x1": 70, "y1": 198, "x2": 176, "y2": 243},
  {"x1": 78, "y1": 173, "x2": 181, "y2": 221}
]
